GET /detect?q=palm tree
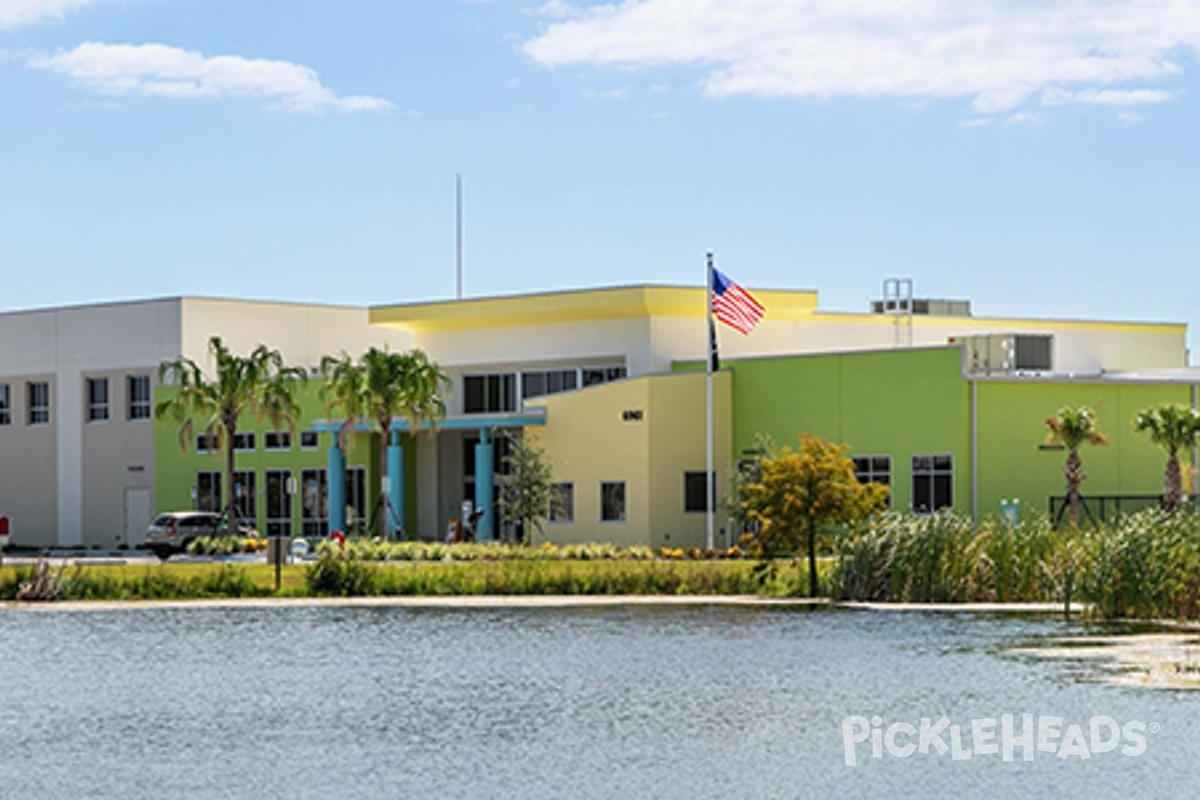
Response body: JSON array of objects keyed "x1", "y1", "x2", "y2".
[
  {"x1": 157, "y1": 336, "x2": 307, "y2": 525},
  {"x1": 1134, "y1": 403, "x2": 1200, "y2": 512},
  {"x1": 1045, "y1": 405, "x2": 1108, "y2": 526},
  {"x1": 320, "y1": 346, "x2": 449, "y2": 538}
]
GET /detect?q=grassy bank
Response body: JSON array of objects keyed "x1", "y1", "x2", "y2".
[{"x1": 0, "y1": 558, "x2": 828, "y2": 603}]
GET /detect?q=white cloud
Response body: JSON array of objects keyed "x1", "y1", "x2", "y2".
[
  {"x1": 0, "y1": 0, "x2": 94, "y2": 30},
  {"x1": 524, "y1": 1, "x2": 1200, "y2": 119},
  {"x1": 27, "y1": 42, "x2": 394, "y2": 113}
]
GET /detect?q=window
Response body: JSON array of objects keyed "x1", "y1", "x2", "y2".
[
  {"x1": 549, "y1": 483, "x2": 574, "y2": 523},
  {"x1": 265, "y1": 469, "x2": 293, "y2": 537},
  {"x1": 127, "y1": 375, "x2": 151, "y2": 420},
  {"x1": 463, "y1": 373, "x2": 517, "y2": 413},
  {"x1": 196, "y1": 433, "x2": 218, "y2": 453},
  {"x1": 0, "y1": 384, "x2": 10, "y2": 426},
  {"x1": 27, "y1": 381, "x2": 49, "y2": 425},
  {"x1": 233, "y1": 432, "x2": 256, "y2": 452},
  {"x1": 684, "y1": 471, "x2": 717, "y2": 513},
  {"x1": 582, "y1": 366, "x2": 627, "y2": 387},
  {"x1": 522, "y1": 369, "x2": 579, "y2": 400},
  {"x1": 301, "y1": 468, "x2": 328, "y2": 537},
  {"x1": 300, "y1": 430, "x2": 319, "y2": 450},
  {"x1": 852, "y1": 456, "x2": 892, "y2": 508},
  {"x1": 912, "y1": 455, "x2": 953, "y2": 514},
  {"x1": 601, "y1": 481, "x2": 626, "y2": 523},
  {"x1": 264, "y1": 431, "x2": 292, "y2": 451},
  {"x1": 86, "y1": 377, "x2": 109, "y2": 422},
  {"x1": 233, "y1": 470, "x2": 256, "y2": 522},
  {"x1": 196, "y1": 471, "x2": 222, "y2": 512},
  {"x1": 345, "y1": 467, "x2": 367, "y2": 528}
]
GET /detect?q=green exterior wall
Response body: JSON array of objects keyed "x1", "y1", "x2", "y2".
[
  {"x1": 974, "y1": 380, "x2": 1191, "y2": 519},
  {"x1": 153, "y1": 383, "x2": 420, "y2": 536},
  {"x1": 725, "y1": 348, "x2": 969, "y2": 513},
  {"x1": 707, "y1": 346, "x2": 1196, "y2": 521}
]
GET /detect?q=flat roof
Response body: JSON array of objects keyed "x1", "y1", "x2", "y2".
[{"x1": 369, "y1": 284, "x2": 820, "y2": 332}]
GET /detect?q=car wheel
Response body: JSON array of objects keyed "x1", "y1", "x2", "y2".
[{"x1": 148, "y1": 545, "x2": 171, "y2": 562}]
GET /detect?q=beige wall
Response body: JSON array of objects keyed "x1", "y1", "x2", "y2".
[{"x1": 527, "y1": 371, "x2": 732, "y2": 549}]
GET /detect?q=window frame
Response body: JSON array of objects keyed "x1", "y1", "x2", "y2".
[
  {"x1": 0, "y1": 383, "x2": 10, "y2": 426},
  {"x1": 86, "y1": 377, "x2": 109, "y2": 423},
  {"x1": 549, "y1": 482, "x2": 575, "y2": 524},
  {"x1": 852, "y1": 455, "x2": 892, "y2": 509},
  {"x1": 911, "y1": 454, "x2": 954, "y2": 514},
  {"x1": 127, "y1": 374, "x2": 151, "y2": 421},
  {"x1": 264, "y1": 430, "x2": 293, "y2": 451},
  {"x1": 683, "y1": 471, "x2": 717, "y2": 513},
  {"x1": 600, "y1": 481, "x2": 626, "y2": 523},
  {"x1": 27, "y1": 381, "x2": 50, "y2": 426}
]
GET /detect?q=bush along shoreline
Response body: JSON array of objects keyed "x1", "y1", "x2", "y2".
[{"x1": 4, "y1": 508, "x2": 1200, "y2": 620}]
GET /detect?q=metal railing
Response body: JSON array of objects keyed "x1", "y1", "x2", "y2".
[{"x1": 1048, "y1": 494, "x2": 1197, "y2": 526}]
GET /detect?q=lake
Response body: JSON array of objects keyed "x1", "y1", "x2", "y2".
[{"x1": 1, "y1": 602, "x2": 1196, "y2": 798}]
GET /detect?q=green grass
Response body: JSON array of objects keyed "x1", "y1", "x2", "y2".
[{"x1": 0, "y1": 557, "x2": 831, "y2": 602}]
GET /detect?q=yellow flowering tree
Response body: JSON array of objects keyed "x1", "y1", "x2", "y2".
[{"x1": 739, "y1": 435, "x2": 889, "y2": 597}]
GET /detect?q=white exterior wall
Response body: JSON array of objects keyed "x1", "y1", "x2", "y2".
[
  {"x1": 0, "y1": 297, "x2": 416, "y2": 548},
  {"x1": 649, "y1": 313, "x2": 1185, "y2": 375},
  {"x1": 0, "y1": 299, "x2": 183, "y2": 547}
]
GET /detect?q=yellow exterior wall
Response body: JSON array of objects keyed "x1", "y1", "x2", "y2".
[{"x1": 526, "y1": 370, "x2": 731, "y2": 549}]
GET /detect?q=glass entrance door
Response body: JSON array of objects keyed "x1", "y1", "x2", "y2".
[{"x1": 266, "y1": 469, "x2": 293, "y2": 537}]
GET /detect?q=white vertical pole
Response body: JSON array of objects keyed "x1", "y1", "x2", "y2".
[
  {"x1": 705, "y1": 252, "x2": 715, "y2": 551},
  {"x1": 456, "y1": 174, "x2": 463, "y2": 300}
]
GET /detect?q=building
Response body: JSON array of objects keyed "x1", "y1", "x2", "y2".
[{"x1": 2, "y1": 284, "x2": 1197, "y2": 549}]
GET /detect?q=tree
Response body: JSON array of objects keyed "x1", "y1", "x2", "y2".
[
  {"x1": 739, "y1": 435, "x2": 888, "y2": 597},
  {"x1": 498, "y1": 433, "x2": 553, "y2": 545},
  {"x1": 1134, "y1": 403, "x2": 1200, "y2": 512},
  {"x1": 320, "y1": 346, "x2": 449, "y2": 538},
  {"x1": 157, "y1": 336, "x2": 307, "y2": 524},
  {"x1": 1045, "y1": 405, "x2": 1108, "y2": 526}
]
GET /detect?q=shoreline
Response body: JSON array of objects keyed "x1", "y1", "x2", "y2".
[{"x1": 3, "y1": 595, "x2": 1092, "y2": 614}]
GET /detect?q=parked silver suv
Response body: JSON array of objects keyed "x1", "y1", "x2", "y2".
[{"x1": 144, "y1": 512, "x2": 251, "y2": 559}]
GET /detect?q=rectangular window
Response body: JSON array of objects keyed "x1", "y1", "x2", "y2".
[
  {"x1": 911, "y1": 454, "x2": 953, "y2": 514},
  {"x1": 549, "y1": 483, "x2": 574, "y2": 523},
  {"x1": 582, "y1": 366, "x2": 627, "y2": 387},
  {"x1": 522, "y1": 369, "x2": 579, "y2": 400},
  {"x1": 86, "y1": 377, "x2": 109, "y2": 422},
  {"x1": 683, "y1": 471, "x2": 717, "y2": 513},
  {"x1": 127, "y1": 375, "x2": 151, "y2": 420},
  {"x1": 196, "y1": 471, "x2": 222, "y2": 512},
  {"x1": 345, "y1": 467, "x2": 367, "y2": 530},
  {"x1": 264, "y1": 431, "x2": 292, "y2": 451},
  {"x1": 0, "y1": 384, "x2": 10, "y2": 426},
  {"x1": 301, "y1": 468, "x2": 328, "y2": 537},
  {"x1": 196, "y1": 433, "x2": 218, "y2": 454},
  {"x1": 233, "y1": 470, "x2": 256, "y2": 523},
  {"x1": 852, "y1": 455, "x2": 892, "y2": 508},
  {"x1": 27, "y1": 381, "x2": 49, "y2": 425},
  {"x1": 463, "y1": 373, "x2": 517, "y2": 413},
  {"x1": 300, "y1": 430, "x2": 319, "y2": 450},
  {"x1": 265, "y1": 469, "x2": 293, "y2": 537},
  {"x1": 601, "y1": 481, "x2": 626, "y2": 523},
  {"x1": 233, "y1": 432, "x2": 256, "y2": 452}
]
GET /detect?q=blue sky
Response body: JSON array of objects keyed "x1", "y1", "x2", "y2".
[{"x1": 3, "y1": 0, "x2": 1200, "y2": 358}]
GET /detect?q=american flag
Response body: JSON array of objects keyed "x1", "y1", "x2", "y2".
[{"x1": 711, "y1": 268, "x2": 764, "y2": 334}]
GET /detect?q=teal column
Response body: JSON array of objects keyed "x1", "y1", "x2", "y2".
[
  {"x1": 387, "y1": 431, "x2": 404, "y2": 539},
  {"x1": 328, "y1": 444, "x2": 346, "y2": 535},
  {"x1": 474, "y1": 429, "x2": 494, "y2": 541}
]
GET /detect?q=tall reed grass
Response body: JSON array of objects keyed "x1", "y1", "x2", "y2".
[{"x1": 835, "y1": 509, "x2": 1200, "y2": 619}]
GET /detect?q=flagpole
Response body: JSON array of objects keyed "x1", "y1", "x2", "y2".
[{"x1": 705, "y1": 252, "x2": 715, "y2": 551}]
